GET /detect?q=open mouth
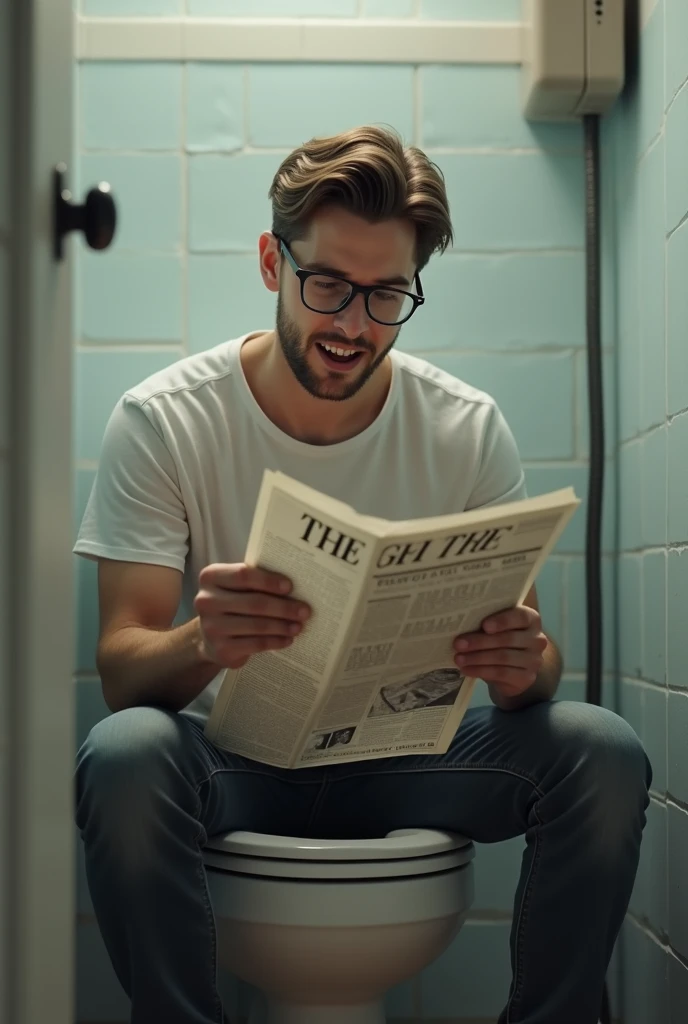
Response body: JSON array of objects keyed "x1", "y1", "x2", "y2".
[{"x1": 315, "y1": 342, "x2": 366, "y2": 372}]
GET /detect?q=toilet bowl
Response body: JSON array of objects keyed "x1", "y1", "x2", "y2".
[{"x1": 203, "y1": 828, "x2": 475, "y2": 1024}]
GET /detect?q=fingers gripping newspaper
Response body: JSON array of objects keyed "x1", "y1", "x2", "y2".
[{"x1": 205, "y1": 471, "x2": 579, "y2": 768}]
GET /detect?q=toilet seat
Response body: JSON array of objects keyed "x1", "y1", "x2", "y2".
[{"x1": 203, "y1": 828, "x2": 474, "y2": 880}]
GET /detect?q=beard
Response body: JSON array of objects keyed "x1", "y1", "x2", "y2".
[{"x1": 275, "y1": 293, "x2": 399, "y2": 403}]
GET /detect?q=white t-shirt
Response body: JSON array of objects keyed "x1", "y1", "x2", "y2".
[{"x1": 74, "y1": 332, "x2": 527, "y2": 726}]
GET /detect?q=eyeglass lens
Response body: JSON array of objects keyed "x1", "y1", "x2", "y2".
[{"x1": 303, "y1": 275, "x2": 414, "y2": 325}]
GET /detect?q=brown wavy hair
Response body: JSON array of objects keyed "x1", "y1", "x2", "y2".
[{"x1": 268, "y1": 125, "x2": 453, "y2": 271}]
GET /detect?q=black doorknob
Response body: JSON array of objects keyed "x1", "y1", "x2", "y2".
[{"x1": 53, "y1": 162, "x2": 117, "y2": 260}]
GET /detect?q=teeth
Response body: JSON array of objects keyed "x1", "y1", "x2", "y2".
[{"x1": 322, "y1": 343, "x2": 361, "y2": 357}]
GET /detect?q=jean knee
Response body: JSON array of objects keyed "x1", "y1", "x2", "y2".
[
  {"x1": 553, "y1": 702, "x2": 651, "y2": 842},
  {"x1": 76, "y1": 706, "x2": 199, "y2": 866}
]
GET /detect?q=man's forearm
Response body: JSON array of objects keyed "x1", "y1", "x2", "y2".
[
  {"x1": 97, "y1": 617, "x2": 220, "y2": 714},
  {"x1": 488, "y1": 635, "x2": 563, "y2": 712}
]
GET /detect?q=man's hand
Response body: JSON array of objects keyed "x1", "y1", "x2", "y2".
[
  {"x1": 453, "y1": 604, "x2": 548, "y2": 701},
  {"x1": 194, "y1": 563, "x2": 311, "y2": 670}
]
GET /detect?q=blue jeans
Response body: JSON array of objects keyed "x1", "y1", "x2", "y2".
[{"x1": 75, "y1": 699, "x2": 651, "y2": 1024}]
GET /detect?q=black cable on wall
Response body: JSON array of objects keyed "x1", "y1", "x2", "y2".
[
  {"x1": 583, "y1": 112, "x2": 611, "y2": 1024},
  {"x1": 583, "y1": 113, "x2": 605, "y2": 710}
]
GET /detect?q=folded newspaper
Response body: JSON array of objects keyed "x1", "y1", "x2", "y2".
[{"x1": 204, "y1": 471, "x2": 580, "y2": 768}]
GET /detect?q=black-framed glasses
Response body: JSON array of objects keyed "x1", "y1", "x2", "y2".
[{"x1": 275, "y1": 235, "x2": 425, "y2": 327}]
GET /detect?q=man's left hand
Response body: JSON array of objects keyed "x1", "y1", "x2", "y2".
[{"x1": 453, "y1": 604, "x2": 548, "y2": 700}]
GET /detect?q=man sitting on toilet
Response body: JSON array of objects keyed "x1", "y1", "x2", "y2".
[{"x1": 74, "y1": 124, "x2": 651, "y2": 1024}]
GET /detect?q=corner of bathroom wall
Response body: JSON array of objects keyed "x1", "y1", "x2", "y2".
[{"x1": 607, "y1": 0, "x2": 688, "y2": 1019}]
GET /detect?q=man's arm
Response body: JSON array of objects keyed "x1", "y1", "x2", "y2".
[
  {"x1": 95, "y1": 558, "x2": 311, "y2": 715},
  {"x1": 95, "y1": 558, "x2": 217, "y2": 714}
]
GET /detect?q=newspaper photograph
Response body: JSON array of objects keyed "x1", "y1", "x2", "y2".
[{"x1": 204, "y1": 470, "x2": 580, "y2": 769}]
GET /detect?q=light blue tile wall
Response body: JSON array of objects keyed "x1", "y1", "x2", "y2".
[
  {"x1": 666, "y1": 221, "x2": 688, "y2": 417},
  {"x1": 73, "y1": 5, "x2": 620, "y2": 1023},
  {"x1": 188, "y1": 0, "x2": 358, "y2": 15},
  {"x1": 638, "y1": 138, "x2": 666, "y2": 431},
  {"x1": 438, "y1": 152, "x2": 584, "y2": 250},
  {"x1": 666, "y1": 0, "x2": 688, "y2": 107},
  {"x1": 667, "y1": 551, "x2": 688, "y2": 689},
  {"x1": 665, "y1": 81, "x2": 688, "y2": 234},
  {"x1": 420, "y1": 0, "x2": 519, "y2": 18},
  {"x1": 79, "y1": 154, "x2": 184, "y2": 251},
  {"x1": 81, "y1": 64, "x2": 183, "y2": 150},
  {"x1": 363, "y1": 0, "x2": 414, "y2": 16},
  {"x1": 84, "y1": 0, "x2": 182, "y2": 12},
  {"x1": 668, "y1": 412, "x2": 688, "y2": 544},
  {"x1": 187, "y1": 64, "x2": 244, "y2": 153},
  {"x1": 621, "y1": 922, "x2": 670, "y2": 1024},
  {"x1": 610, "y1": 0, "x2": 688, "y2": 1018},
  {"x1": 80, "y1": 254, "x2": 184, "y2": 341},
  {"x1": 402, "y1": 251, "x2": 585, "y2": 351},
  {"x1": 249, "y1": 66, "x2": 415, "y2": 145}
]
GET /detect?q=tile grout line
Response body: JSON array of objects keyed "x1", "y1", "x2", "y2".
[
  {"x1": 666, "y1": 204, "x2": 688, "y2": 241},
  {"x1": 573, "y1": 347, "x2": 584, "y2": 460},
  {"x1": 560, "y1": 558, "x2": 569, "y2": 667},
  {"x1": 664, "y1": 66, "x2": 688, "y2": 119},
  {"x1": 663, "y1": 128, "x2": 670, "y2": 699},
  {"x1": 618, "y1": 408, "x2": 688, "y2": 449},
  {"x1": 667, "y1": 795, "x2": 688, "y2": 817},
  {"x1": 242, "y1": 64, "x2": 250, "y2": 151},
  {"x1": 627, "y1": 910, "x2": 688, "y2": 970},
  {"x1": 78, "y1": 145, "x2": 585, "y2": 158},
  {"x1": 413, "y1": 62, "x2": 422, "y2": 149},
  {"x1": 75, "y1": 342, "x2": 184, "y2": 351},
  {"x1": 638, "y1": 551, "x2": 646, "y2": 686},
  {"x1": 180, "y1": 61, "x2": 190, "y2": 357}
]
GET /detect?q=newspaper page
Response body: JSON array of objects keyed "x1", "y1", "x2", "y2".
[
  {"x1": 203, "y1": 473, "x2": 381, "y2": 767},
  {"x1": 204, "y1": 471, "x2": 579, "y2": 768},
  {"x1": 295, "y1": 491, "x2": 579, "y2": 766}
]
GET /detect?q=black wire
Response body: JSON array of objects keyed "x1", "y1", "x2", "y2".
[
  {"x1": 584, "y1": 113, "x2": 604, "y2": 709},
  {"x1": 583, "y1": 113, "x2": 610, "y2": 1024}
]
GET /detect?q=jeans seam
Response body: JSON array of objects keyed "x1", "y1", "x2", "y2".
[
  {"x1": 305, "y1": 773, "x2": 332, "y2": 832},
  {"x1": 329, "y1": 761, "x2": 545, "y2": 791},
  {"x1": 505, "y1": 796, "x2": 543, "y2": 1023},
  {"x1": 192, "y1": 783, "x2": 225, "y2": 1023},
  {"x1": 197, "y1": 765, "x2": 324, "y2": 791}
]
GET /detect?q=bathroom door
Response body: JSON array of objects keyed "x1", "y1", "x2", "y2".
[{"x1": 2, "y1": 0, "x2": 75, "y2": 1021}]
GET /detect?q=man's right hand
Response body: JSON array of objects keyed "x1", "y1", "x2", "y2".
[{"x1": 193, "y1": 563, "x2": 311, "y2": 670}]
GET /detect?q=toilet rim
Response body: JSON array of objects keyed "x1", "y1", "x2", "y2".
[{"x1": 203, "y1": 827, "x2": 473, "y2": 862}]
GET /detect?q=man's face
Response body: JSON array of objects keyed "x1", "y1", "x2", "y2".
[{"x1": 274, "y1": 207, "x2": 417, "y2": 403}]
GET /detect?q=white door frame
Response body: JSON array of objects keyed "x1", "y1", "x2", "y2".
[{"x1": 6, "y1": 0, "x2": 75, "y2": 1021}]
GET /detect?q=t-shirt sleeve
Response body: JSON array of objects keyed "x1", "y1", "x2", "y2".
[
  {"x1": 465, "y1": 402, "x2": 527, "y2": 510},
  {"x1": 73, "y1": 395, "x2": 189, "y2": 572}
]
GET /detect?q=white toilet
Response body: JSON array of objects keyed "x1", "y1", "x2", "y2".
[{"x1": 203, "y1": 828, "x2": 475, "y2": 1024}]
